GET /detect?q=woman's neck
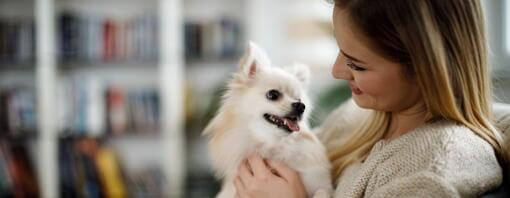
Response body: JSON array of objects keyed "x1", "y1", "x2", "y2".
[{"x1": 385, "y1": 100, "x2": 428, "y2": 140}]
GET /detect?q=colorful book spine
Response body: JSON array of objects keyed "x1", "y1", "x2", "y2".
[
  {"x1": 58, "y1": 80, "x2": 160, "y2": 137},
  {"x1": 59, "y1": 13, "x2": 159, "y2": 63},
  {"x1": 0, "y1": 141, "x2": 39, "y2": 197},
  {"x1": 0, "y1": 88, "x2": 37, "y2": 138},
  {"x1": 59, "y1": 138, "x2": 166, "y2": 197},
  {"x1": 184, "y1": 17, "x2": 242, "y2": 61},
  {"x1": 95, "y1": 147, "x2": 126, "y2": 198},
  {"x1": 107, "y1": 86, "x2": 127, "y2": 136},
  {"x1": 0, "y1": 18, "x2": 35, "y2": 64}
]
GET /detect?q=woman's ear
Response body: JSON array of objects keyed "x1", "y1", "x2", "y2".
[{"x1": 238, "y1": 41, "x2": 272, "y2": 79}]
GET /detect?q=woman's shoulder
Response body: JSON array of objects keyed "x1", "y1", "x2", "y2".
[
  {"x1": 381, "y1": 120, "x2": 503, "y2": 195},
  {"x1": 397, "y1": 120, "x2": 500, "y2": 170},
  {"x1": 407, "y1": 120, "x2": 496, "y2": 157}
]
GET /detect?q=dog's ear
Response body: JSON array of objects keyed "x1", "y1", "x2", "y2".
[
  {"x1": 238, "y1": 41, "x2": 271, "y2": 79},
  {"x1": 286, "y1": 63, "x2": 311, "y2": 87}
]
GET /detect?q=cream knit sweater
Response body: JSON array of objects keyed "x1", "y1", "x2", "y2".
[
  {"x1": 324, "y1": 120, "x2": 502, "y2": 198},
  {"x1": 316, "y1": 100, "x2": 503, "y2": 197}
]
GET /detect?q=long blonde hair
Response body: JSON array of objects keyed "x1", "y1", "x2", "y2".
[{"x1": 330, "y1": 0, "x2": 505, "y2": 178}]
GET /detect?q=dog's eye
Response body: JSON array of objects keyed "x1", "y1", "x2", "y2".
[{"x1": 266, "y1": 89, "x2": 280, "y2": 101}]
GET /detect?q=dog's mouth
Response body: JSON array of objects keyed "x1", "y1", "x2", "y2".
[{"x1": 263, "y1": 113, "x2": 300, "y2": 133}]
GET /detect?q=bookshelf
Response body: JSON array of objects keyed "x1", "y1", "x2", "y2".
[
  {"x1": 0, "y1": 0, "x2": 39, "y2": 197},
  {"x1": 1, "y1": 0, "x2": 338, "y2": 197},
  {"x1": 1, "y1": 0, "x2": 185, "y2": 197}
]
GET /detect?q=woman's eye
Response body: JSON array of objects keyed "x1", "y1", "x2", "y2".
[
  {"x1": 266, "y1": 89, "x2": 280, "y2": 101},
  {"x1": 346, "y1": 59, "x2": 366, "y2": 71}
]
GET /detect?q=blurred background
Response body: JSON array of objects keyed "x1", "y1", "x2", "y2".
[{"x1": 0, "y1": 0, "x2": 508, "y2": 197}]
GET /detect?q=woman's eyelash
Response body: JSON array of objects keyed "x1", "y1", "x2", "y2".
[{"x1": 346, "y1": 59, "x2": 366, "y2": 71}]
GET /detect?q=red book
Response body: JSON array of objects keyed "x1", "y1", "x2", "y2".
[{"x1": 103, "y1": 20, "x2": 116, "y2": 62}]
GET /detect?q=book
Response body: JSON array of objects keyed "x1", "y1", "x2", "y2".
[
  {"x1": 106, "y1": 86, "x2": 127, "y2": 136},
  {"x1": 0, "y1": 141, "x2": 40, "y2": 197},
  {"x1": 103, "y1": 19, "x2": 116, "y2": 62},
  {"x1": 60, "y1": 13, "x2": 81, "y2": 61},
  {"x1": 0, "y1": 18, "x2": 35, "y2": 64},
  {"x1": 9, "y1": 143, "x2": 40, "y2": 197},
  {"x1": 58, "y1": 13, "x2": 159, "y2": 63},
  {"x1": 0, "y1": 88, "x2": 37, "y2": 138},
  {"x1": 58, "y1": 80, "x2": 160, "y2": 137},
  {"x1": 184, "y1": 17, "x2": 242, "y2": 61},
  {"x1": 95, "y1": 147, "x2": 126, "y2": 198}
]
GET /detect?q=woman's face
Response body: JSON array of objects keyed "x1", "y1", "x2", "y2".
[{"x1": 331, "y1": 7, "x2": 422, "y2": 112}]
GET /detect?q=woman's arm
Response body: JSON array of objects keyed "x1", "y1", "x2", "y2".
[{"x1": 367, "y1": 171, "x2": 460, "y2": 198}]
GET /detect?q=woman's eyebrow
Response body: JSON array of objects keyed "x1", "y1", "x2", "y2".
[{"x1": 341, "y1": 50, "x2": 366, "y2": 64}]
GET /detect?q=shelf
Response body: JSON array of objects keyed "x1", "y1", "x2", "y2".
[
  {"x1": 0, "y1": 133, "x2": 38, "y2": 142},
  {"x1": 59, "y1": 61, "x2": 159, "y2": 70},
  {"x1": 58, "y1": 132, "x2": 162, "y2": 140},
  {"x1": 55, "y1": 0, "x2": 159, "y2": 17},
  {"x1": 0, "y1": 63, "x2": 36, "y2": 72},
  {"x1": 186, "y1": 58, "x2": 239, "y2": 67},
  {"x1": 56, "y1": 66, "x2": 161, "y2": 89}
]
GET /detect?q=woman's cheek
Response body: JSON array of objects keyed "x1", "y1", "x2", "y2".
[
  {"x1": 357, "y1": 75, "x2": 382, "y2": 96},
  {"x1": 355, "y1": 76, "x2": 370, "y2": 93}
]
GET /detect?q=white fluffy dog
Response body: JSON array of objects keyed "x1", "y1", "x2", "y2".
[{"x1": 203, "y1": 42, "x2": 332, "y2": 198}]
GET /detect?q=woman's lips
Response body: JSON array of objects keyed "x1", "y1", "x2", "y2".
[{"x1": 350, "y1": 85, "x2": 363, "y2": 95}]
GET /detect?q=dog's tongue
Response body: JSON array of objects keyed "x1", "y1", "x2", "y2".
[{"x1": 283, "y1": 118, "x2": 300, "y2": 132}]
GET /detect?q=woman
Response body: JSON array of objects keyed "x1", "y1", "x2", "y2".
[{"x1": 234, "y1": 0, "x2": 506, "y2": 197}]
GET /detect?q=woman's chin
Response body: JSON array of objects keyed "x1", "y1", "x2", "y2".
[
  {"x1": 352, "y1": 96, "x2": 367, "y2": 108},
  {"x1": 352, "y1": 96, "x2": 375, "y2": 110}
]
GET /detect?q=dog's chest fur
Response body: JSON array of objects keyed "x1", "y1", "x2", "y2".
[{"x1": 211, "y1": 125, "x2": 326, "y2": 179}]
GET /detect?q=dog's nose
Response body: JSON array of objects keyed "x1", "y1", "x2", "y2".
[{"x1": 292, "y1": 102, "x2": 305, "y2": 114}]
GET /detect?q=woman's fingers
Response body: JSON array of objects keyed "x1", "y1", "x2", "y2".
[
  {"x1": 246, "y1": 154, "x2": 272, "y2": 178},
  {"x1": 234, "y1": 176, "x2": 248, "y2": 198},
  {"x1": 238, "y1": 160, "x2": 254, "y2": 183},
  {"x1": 267, "y1": 159, "x2": 298, "y2": 182}
]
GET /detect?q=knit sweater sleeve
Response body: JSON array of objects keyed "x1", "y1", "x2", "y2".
[{"x1": 368, "y1": 171, "x2": 461, "y2": 198}]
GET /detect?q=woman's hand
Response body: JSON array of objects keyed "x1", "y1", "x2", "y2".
[{"x1": 234, "y1": 154, "x2": 308, "y2": 198}]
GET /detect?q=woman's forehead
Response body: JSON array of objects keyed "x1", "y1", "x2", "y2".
[
  {"x1": 333, "y1": 14, "x2": 373, "y2": 61},
  {"x1": 333, "y1": 7, "x2": 397, "y2": 66}
]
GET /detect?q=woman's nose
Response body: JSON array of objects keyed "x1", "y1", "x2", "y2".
[{"x1": 331, "y1": 54, "x2": 353, "y2": 80}]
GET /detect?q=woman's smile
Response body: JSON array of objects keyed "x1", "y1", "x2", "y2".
[{"x1": 349, "y1": 83, "x2": 363, "y2": 95}]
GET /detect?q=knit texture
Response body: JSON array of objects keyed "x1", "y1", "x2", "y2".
[{"x1": 328, "y1": 120, "x2": 503, "y2": 198}]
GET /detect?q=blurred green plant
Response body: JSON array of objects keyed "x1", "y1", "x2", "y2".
[{"x1": 309, "y1": 83, "x2": 351, "y2": 128}]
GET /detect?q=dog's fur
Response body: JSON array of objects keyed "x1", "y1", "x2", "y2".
[{"x1": 203, "y1": 42, "x2": 332, "y2": 198}]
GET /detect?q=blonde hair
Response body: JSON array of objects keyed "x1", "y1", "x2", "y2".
[{"x1": 330, "y1": 0, "x2": 506, "y2": 179}]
